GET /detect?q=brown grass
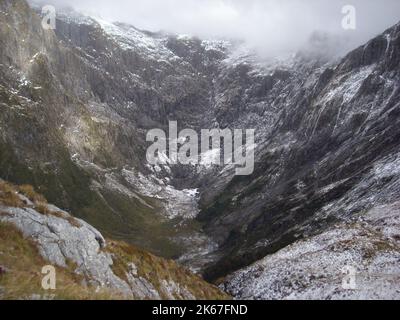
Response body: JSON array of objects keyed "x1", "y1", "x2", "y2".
[
  {"x1": 0, "y1": 181, "x2": 82, "y2": 228},
  {"x1": 0, "y1": 181, "x2": 24, "y2": 208},
  {"x1": 33, "y1": 205, "x2": 82, "y2": 228},
  {"x1": 0, "y1": 221, "x2": 227, "y2": 300},
  {"x1": 34, "y1": 203, "x2": 52, "y2": 216},
  {"x1": 106, "y1": 240, "x2": 230, "y2": 300},
  {"x1": 18, "y1": 184, "x2": 47, "y2": 204},
  {"x1": 66, "y1": 216, "x2": 82, "y2": 228},
  {"x1": 0, "y1": 222, "x2": 125, "y2": 300}
]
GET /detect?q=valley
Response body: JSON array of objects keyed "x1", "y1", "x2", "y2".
[{"x1": 1, "y1": 0, "x2": 400, "y2": 299}]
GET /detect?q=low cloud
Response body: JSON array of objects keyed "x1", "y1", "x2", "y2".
[{"x1": 31, "y1": 0, "x2": 400, "y2": 57}]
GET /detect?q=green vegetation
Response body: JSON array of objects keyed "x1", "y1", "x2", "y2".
[
  {"x1": 0, "y1": 76, "x2": 185, "y2": 260},
  {"x1": 0, "y1": 137, "x2": 183, "y2": 257}
]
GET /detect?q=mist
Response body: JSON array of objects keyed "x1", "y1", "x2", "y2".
[{"x1": 31, "y1": 0, "x2": 400, "y2": 57}]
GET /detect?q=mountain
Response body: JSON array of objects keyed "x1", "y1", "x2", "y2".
[
  {"x1": 0, "y1": 0, "x2": 399, "y2": 299},
  {"x1": 0, "y1": 0, "x2": 223, "y2": 263},
  {"x1": 199, "y1": 20, "x2": 400, "y2": 282}
]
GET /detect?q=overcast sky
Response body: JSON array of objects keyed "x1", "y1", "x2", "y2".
[{"x1": 31, "y1": 0, "x2": 400, "y2": 56}]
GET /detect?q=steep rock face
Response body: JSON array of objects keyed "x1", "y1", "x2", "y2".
[
  {"x1": 0, "y1": 0, "x2": 224, "y2": 259},
  {"x1": 199, "y1": 23, "x2": 400, "y2": 281}
]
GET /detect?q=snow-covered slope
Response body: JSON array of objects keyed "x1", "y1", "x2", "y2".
[{"x1": 222, "y1": 202, "x2": 400, "y2": 300}]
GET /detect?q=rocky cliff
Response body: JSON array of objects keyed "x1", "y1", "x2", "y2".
[
  {"x1": 1, "y1": 0, "x2": 400, "y2": 299},
  {"x1": 0, "y1": 0, "x2": 224, "y2": 262},
  {"x1": 199, "y1": 21, "x2": 400, "y2": 281}
]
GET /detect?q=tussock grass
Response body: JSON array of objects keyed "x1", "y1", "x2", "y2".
[
  {"x1": 0, "y1": 181, "x2": 82, "y2": 228},
  {"x1": 18, "y1": 184, "x2": 47, "y2": 204},
  {"x1": 107, "y1": 240, "x2": 230, "y2": 300},
  {"x1": 0, "y1": 222, "x2": 125, "y2": 300},
  {"x1": 34, "y1": 202, "x2": 52, "y2": 216},
  {"x1": 0, "y1": 181, "x2": 24, "y2": 208}
]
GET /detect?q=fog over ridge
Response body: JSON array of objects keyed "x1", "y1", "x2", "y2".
[{"x1": 30, "y1": 0, "x2": 400, "y2": 57}]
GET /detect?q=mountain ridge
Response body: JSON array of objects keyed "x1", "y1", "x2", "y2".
[{"x1": 1, "y1": 0, "x2": 400, "y2": 299}]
